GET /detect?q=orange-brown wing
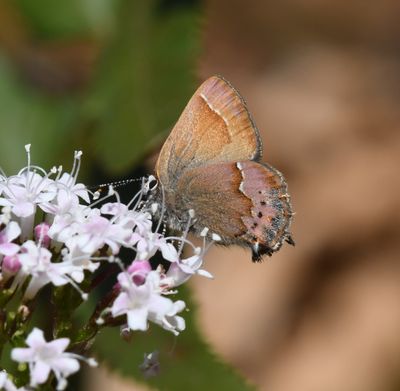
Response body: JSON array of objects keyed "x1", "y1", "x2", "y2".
[
  {"x1": 175, "y1": 161, "x2": 251, "y2": 239},
  {"x1": 175, "y1": 160, "x2": 292, "y2": 256},
  {"x1": 155, "y1": 76, "x2": 262, "y2": 189}
]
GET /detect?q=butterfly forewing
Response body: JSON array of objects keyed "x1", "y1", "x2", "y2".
[{"x1": 156, "y1": 76, "x2": 262, "y2": 190}]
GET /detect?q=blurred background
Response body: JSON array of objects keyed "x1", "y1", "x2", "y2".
[{"x1": 1, "y1": 0, "x2": 400, "y2": 390}]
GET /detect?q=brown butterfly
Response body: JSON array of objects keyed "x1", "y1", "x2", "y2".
[{"x1": 154, "y1": 75, "x2": 294, "y2": 262}]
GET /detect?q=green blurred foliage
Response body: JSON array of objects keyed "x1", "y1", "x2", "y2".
[
  {"x1": 0, "y1": 56, "x2": 80, "y2": 174},
  {"x1": 0, "y1": 0, "x2": 254, "y2": 390},
  {"x1": 15, "y1": 0, "x2": 101, "y2": 38},
  {"x1": 0, "y1": 0, "x2": 199, "y2": 175},
  {"x1": 86, "y1": 0, "x2": 200, "y2": 172}
]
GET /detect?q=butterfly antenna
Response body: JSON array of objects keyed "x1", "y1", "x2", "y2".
[
  {"x1": 88, "y1": 177, "x2": 143, "y2": 192},
  {"x1": 155, "y1": 184, "x2": 166, "y2": 234},
  {"x1": 160, "y1": 218, "x2": 168, "y2": 236}
]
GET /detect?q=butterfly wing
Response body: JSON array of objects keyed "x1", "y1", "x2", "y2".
[
  {"x1": 175, "y1": 160, "x2": 293, "y2": 261},
  {"x1": 155, "y1": 76, "x2": 262, "y2": 190}
]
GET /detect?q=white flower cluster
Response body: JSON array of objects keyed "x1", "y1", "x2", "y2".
[
  {"x1": 0, "y1": 145, "x2": 214, "y2": 390},
  {"x1": 11, "y1": 328, "x2": 97, "y2": 391}
]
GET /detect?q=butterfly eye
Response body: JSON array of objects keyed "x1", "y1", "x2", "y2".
[{"x1": 144, "y1": 175, "x2": 158, "y2": 194}]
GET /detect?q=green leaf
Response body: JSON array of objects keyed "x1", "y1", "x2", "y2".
[
  {"x1": 0, "y1": 56, "x2": 80, "y2": 174},
  {"x1": 94, "y1": 286, "x2": 257, "y2": 391},
  {"x1": 85, "y1": 0, "x2": 200, "y2": 174}
]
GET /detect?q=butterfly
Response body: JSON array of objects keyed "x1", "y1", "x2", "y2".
[{"x1": 154, "y1": 75, "x2": 294, "y2": 262}]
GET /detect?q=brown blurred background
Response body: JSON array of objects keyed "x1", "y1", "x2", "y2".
[
  {"x1": 192, "y1": 1, "x2": 400, "y2": 390},
  {"x1": 93, "y1": 1, "x2": 400, "y2": 390}
]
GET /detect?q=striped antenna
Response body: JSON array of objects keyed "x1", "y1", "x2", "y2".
[{"x1": 88, "y1": 177, "x2": 144, "y2": 192}]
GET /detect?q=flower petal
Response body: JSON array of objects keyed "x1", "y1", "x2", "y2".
[
  {"x1": 127, "y1": 307, "x2": 149, "y2": 331},
  {"x1": 26, "y1": 328, "x2": 46, "y2": 348},
  {"x1": 31, "y1": 361, "x2": 51, "y2": 385},
  {"x1": 11, "y1": 347, "x2": 35, "y2": 363},
  {"x1": 51, "y1": 357, "x2": 80, "y2": 376}
]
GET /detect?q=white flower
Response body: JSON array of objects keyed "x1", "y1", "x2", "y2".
[
  {"x1": 130, "y1": 231, "x2": 174, "y2": 261},
  {"x1": 122, "y1": 210, "x2": 153, "y2": 236},
  {"x1": 0, "y1": 145, "x2": 214, "y2": 369},
  {"x1": 161, "y1": 246, "x2": 213, "y2": 287},
  {"x1": 0, "y1": 171, "x2": 56, "y2": 218},
  {"x1": 59, "y1": 242, "x2": 100, "y2": 283},
  {"x1": 0, "y1": 168, "x2": 56, "y2": 217},
  {"x1": 40, "y1": 187, "x2": 82, "y2": 217},
  {"x1": 0, "y1": 371, "x2": 19, "y2": 391},
  {"x1": 111, "y1": 270, "x2": 186, "y2": 335},
  {"x1": 70, "y1": 214, "x2": 132, "y2": 254},
  {"x1": 54, "y1": 172, "x2": 90, "y2": 204},
  {"x1": 149, "y1": 298, "x2": 186, "y2": 335},
  {"x1": 0, "y1": 168, "x2": 57, "y2": 240},
  {"x1": 100, "y1": 202, "x2": 128, "y2": 217},
  {"x1": 0, "y1": 221, "x2": 21, "y2": 256},
  {"x1": 0, "y1": 205, "x2": 12, "y2": 225},
  {"x1": 11, "y1": 328, "x2": 97, "y2": 390},
  {"x1": 101, "y1": 203, "x2": 153, "y2": 238},
  {"x1": 47, "y1": 204, "x2": 92, "y2": 244},
  {"x1": 44, "y1": 150, "x2": 89, "y2": 207},
  {"x1": 16, "y1": 241, "x2": 72, "y2": 299}
]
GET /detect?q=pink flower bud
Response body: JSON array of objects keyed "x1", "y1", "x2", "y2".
[
  {"x1": 34, "y1": 223, "x2": 51, "y2": 248},
  {"x1": 127, "y1": 260, "x2": 151, "y2": 285},
  {"x1": 3, "y1": 254, "x2": 21, "y2": 274}
]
